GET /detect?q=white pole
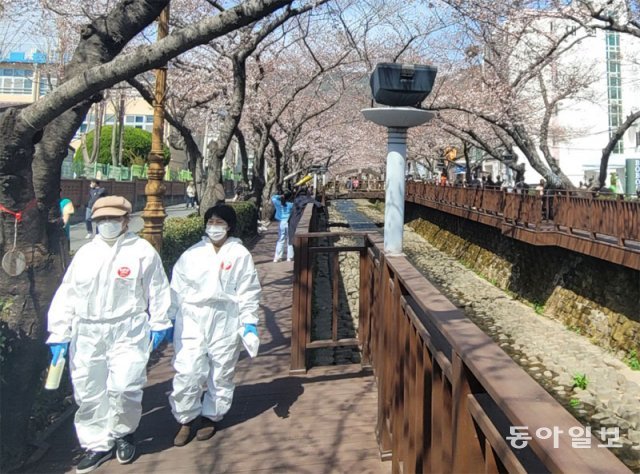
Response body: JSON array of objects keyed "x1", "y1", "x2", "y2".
[{"x1": 384, "y1": 127, "x2": 407, "y2": 255}]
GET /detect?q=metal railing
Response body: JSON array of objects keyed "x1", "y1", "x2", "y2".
[
  {"x1": 291, "y1": 202, "x2": 630, "y2": 473},
  {"x1": 62, "y1": 161, "x2": 193, "y2": 182}
]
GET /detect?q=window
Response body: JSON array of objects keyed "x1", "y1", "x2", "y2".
[
  {"x1": 0, "y1": 68, "x2": 34, "y2": 94},
  {"x1": 606, "y1": 31, "x2": 623, "y2": 154},
  {"x1": 122, "y1": 115, "x2": 154, "y2": 132},
  {"x1": 38, "y1": 78, "x2": 54, "y2": 96}
]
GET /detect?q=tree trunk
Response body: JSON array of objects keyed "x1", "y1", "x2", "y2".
[
  {"x1": 234, "y1": 128, "x2": 250, "y2": 185},
  {"x1": 81, "y1": 133, "x2": 91, "y2": 165},
  {"x1": 0, "y1": 109, "x2": 63, "y2": 469},
  {"x1": 117, "y1": 111, "x2": 125, "y2": 166},
  {"x1": 598, "y1": 111, "x2": 640, "y2": 189},
  {"x1": 200, "y1": 144, "x2": 226, "y2": 209},
  {"x1": 200, "y1": 56, "x2": 247, "y2": 211},
  {"x1": 110, "y1": 112, "x2": 118, "y2": 166},
  {"x1": 91, "y1": 102, "x2": 103, "y2": 164}
]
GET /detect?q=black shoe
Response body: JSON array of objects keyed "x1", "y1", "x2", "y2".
[
  {"x1": 76, "y1": 450, "x2": 112, "y2": 473},
  {"x1": 115, "y1": 434, "x2": 136, "y2": 464}
]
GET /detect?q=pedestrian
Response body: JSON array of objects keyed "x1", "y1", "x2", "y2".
[
  {"x1": 170, "y1": 204, "x2": 261, "y2": 446},
  {"x1": 271, "y1": 191, "x2": 294, "y2": 262},
  {"x1": 85, "y1": 180, "x2": 106, "y2": 239},
  {"x1": 288, "y1": 187, "x2": 322, "y2": 241},
  {"x1": 439, "y1": 172, "x2": 447, "y2": 186},
  {"x1": 536, "y1": 179, "x2": 545, "y2": 196},
  {"x1": 186, "y1": 181, "x2": 196, "y2": 209},
  {"x1": 46, "y1": 196, "x2": 173, "y2": 473},
  {"x1": 345, "y1": 177, "x2": 352, "y2": 191},
  {"x1": 352, "y1": 177, "x2": 360, "y2": 190},
  {"x1": 59, "y1": 190, "x2": 75, "y2": 245}
]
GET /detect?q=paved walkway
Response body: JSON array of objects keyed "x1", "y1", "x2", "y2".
[
  {"x1": 28, "y1": 225, "x2": 385, "y2": 474},
  {"x1": 69, "y1": 204, "x2": 194, "y2": 253}
]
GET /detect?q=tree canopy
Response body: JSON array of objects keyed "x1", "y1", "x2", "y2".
[{"x1": 74, "y1": 126, "x2": 170, "y2": 167}]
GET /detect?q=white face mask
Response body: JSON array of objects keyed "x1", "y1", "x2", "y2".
[
  {"x1": 206, "y1": 224, "x2": 228, "y2": 242},
  {"x1": 98, "y1": 220, "x2": 124, "y2": 239}
]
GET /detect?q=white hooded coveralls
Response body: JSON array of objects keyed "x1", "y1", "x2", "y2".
[
  {"x1": 47, "y1": 233, "x2": 171, "y2": 452},
  {"x1": 169, "y1": 237, "x2": 261, "y2": 424}
]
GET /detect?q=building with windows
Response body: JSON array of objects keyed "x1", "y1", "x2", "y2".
[
  {"x1": 547, "y1": 26, "x2": 640, "y2": 188},
  {"x1": 0, "y1": 50, "x2": 192, "y2": 173},
  {"x1": 0, "y1": 52, "x2": 55, "y2": 105},
  {"x1": 500, "y1": 14, "x2": 640, "y2": 189}
]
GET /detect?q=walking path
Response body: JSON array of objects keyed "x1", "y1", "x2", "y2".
[
  {"x1": 69, "y1": 204, "x2": 194, "y2": 253},
  {"x1": 28, "y1": 224, "x2": 386, "y2": 474}
]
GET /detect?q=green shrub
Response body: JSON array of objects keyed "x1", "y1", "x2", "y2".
[
  {"x1": 231, "y1": 201, "x2": 258, "y2": 239},
  {"x1": 161, "y1": 201, "x2": 258, "y2": 275},
  {"x1": 161, "y1": 214, "x2": 204, "y2": 275},
  {"x1": 74, "y1": 125, "x2": 170, "y2": 167}
]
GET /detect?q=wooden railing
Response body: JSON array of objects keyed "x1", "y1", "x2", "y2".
[
  {"x1": 407, "y1": 182, "x2": 640, "y2": 242},
  {"x1": 405, "y1": 182, "x2": 640, "y2": 270},
  {"x1": 61, "y1": 178, "x2": 187, "y2": 213},
  {"x1": 291, "y1": 201, "x2": 631, "y2": 473},
  {"x1": 290, "y1": 203, "x2": 372, "y2": 373}
]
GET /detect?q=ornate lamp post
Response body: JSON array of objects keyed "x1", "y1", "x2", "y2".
[{"x1": 141, "y1": 6, "x2": 169, "y2": 252}]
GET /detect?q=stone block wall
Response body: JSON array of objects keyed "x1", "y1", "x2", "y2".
[{"x1": 405, "y1": 203, "x2": 640, "y2": 358}]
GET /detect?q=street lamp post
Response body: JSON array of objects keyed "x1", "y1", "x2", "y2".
[
  {"x1": 362, "y1": 108, "x2": 434, "y2": 255},
  {"x1": 141, "y1": 6, "x2": 169, "y2": 252},
  {"x1": 362, "y1": 63, "x2": 437, "y2": 256}
]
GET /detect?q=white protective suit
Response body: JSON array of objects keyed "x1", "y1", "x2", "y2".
[
  {"x1": 47, "y1": 232, "x2": 171, "y2": 452},
  {"x1": 169, "y1": 237, "x2": 261, "y2": 424}
]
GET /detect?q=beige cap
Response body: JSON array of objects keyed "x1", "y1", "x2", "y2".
[{"x1": 91, "y1": 196, "x2": 132, "y2": 219}]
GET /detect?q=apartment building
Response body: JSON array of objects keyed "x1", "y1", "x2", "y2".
[{"x1": 497, "y1": 12, "x2": 640, "y2": 190}]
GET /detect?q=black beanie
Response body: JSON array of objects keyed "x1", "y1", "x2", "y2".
[{"x1": 204, "y1": 204, "x2": 237, "y2": 234}]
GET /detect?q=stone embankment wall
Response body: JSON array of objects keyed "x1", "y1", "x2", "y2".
[{"x1": 405, "y1": 203, "x2": 640, "y2": 358}]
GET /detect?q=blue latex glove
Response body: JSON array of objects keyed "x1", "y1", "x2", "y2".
[
  {"x1": 243, "y1": 324, "x2": 258, "y2": 337},
  {"x1": 151, "y1": 329, "x2": 170, "y2": 350},
  {"x1": 166, "y1": 325, "x2": 174, "y2": 344},
  {"x1": 48, "y1": 342, "x2": 69, "y2": 366}
]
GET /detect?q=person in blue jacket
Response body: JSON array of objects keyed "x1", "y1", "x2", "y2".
[{"x1": 271, "y1": 191, "x2": 294, "y2": 262}]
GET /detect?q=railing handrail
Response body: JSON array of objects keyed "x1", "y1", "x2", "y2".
[{"x1": 382, "y1": 253, "x2": 629, "y2": 473}]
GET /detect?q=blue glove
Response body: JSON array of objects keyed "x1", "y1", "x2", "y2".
[
  {"x1": 151, "y1": 329, "x2": 170, "y2": 350},
  {"x1": 243, "y1": 324, "x2": 258, "y2": 337},
  {"x1": 48, "y1": 342, "x2": 69, "y2": 366},
  {"x1": 166, "y1": 325, "x2": 174, "y2": 344}
]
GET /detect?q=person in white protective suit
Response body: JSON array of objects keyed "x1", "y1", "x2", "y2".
[
  {"x1": 46, "y1": 196, "x2": 173, "y2": 474},
  {"x1": 170, "y1": 204, "x2": 261, "y2": 446}
]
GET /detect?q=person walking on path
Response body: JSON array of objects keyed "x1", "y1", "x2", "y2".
[
  {"x1": 271, "y1": 191, "x2": 294, "y2": 262},
  {"x1": 46, "y1": 196, "x2": 173, "y2": 473},
  {"x1": 185, "y1": 182, "x2": 197, "y2": 209},
  {"x1": 170, "y1": 204, "x2": 261, "y2": 446},
  {"x1": 85, "y1": 180, "x2": 106, "y2": 239},
  {"x1": 59, "y1": 191, "x2": 75, "y2": 246},
  {"x1": 288, "y1": 187, "x2": 322, "y2": 241}
]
